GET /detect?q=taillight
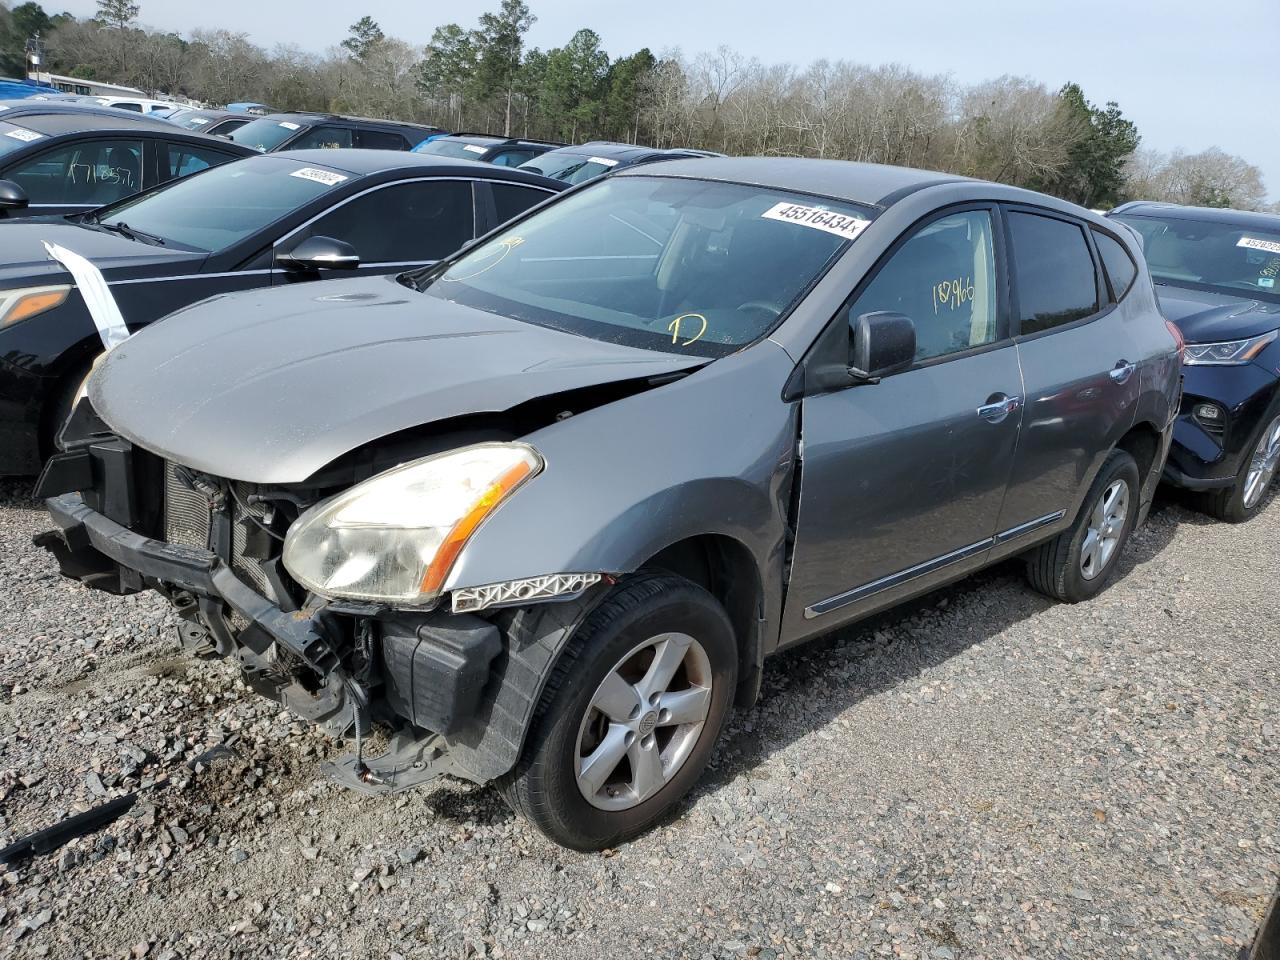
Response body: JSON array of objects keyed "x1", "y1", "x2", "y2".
[{"x1": 1165, "y1": 320, "x2": 1185, "y2": 361}]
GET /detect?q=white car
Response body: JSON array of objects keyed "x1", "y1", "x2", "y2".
[{"x1": 91, "y1": 96, "x2": 178, "y2": 115}]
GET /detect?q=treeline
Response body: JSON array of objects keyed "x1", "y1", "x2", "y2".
[{"x1": 0, "y1": 0, "x2": 1271, "y2": 210}]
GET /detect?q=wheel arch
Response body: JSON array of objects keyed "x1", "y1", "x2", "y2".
[{"x1": 641, "y1": 532, "x2": 766, "y2": 710}]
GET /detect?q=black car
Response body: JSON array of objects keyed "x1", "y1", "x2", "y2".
[
  {"x1": 226, "y1": 113, "x2": 444, "y2": 154},
  {"x1": 1110, "y1": 202, "x2": 1280, "y2": 521},
  {"x1": 412, "y1": 132, "x2": 564, "y2": 167},
  {"x1": 0, "y1": 149, "x2": 564, "y2": 474},
  {"x1": 166, "y1": 108, "x2": 253, "y2": 138},
  {"x1": 0, "y1": 110, "x2": 254, "y2": 218},
  {"x1": 517, "y1": 140, "x2": 723, "y2": 184}
]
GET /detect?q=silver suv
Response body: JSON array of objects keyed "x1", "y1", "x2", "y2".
[{"x1": 38, "y1": 158, "x2": 1182, "y2": 850}]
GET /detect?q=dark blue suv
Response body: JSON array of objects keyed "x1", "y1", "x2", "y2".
[
  {"x1": 1111, "y1": 202, "x2": 1280, "y2": 521},
  {"x1": 517, "y1": 141, "x2": 723, "y2": 184}
]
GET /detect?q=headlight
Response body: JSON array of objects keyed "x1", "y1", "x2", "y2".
[
  {"x1": 1183, "y1": 329, "x2": 1277, "y2": 365},
  {"x1": 0, "y1": 284, "x2": 70, "y2": 328},
  {"x1": 282, "y1": 442, "x2": 542, "y2": 604}
]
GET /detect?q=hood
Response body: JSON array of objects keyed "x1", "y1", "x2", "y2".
[
  {"x1": 1156, "y1": 284, "x2": 1280, "y2": 343},
  {"x1": 0, "y1": 220, "x2": 203, "y2": 287},
  {"x1": 90, "y1": 275, "x2": 703, "y2": 483}
]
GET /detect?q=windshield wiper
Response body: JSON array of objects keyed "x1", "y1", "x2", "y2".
[{"x1": 97, "y1": 221, "x2": 166, "y2": 246}]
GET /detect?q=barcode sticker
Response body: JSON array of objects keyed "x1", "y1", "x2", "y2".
[
  {"x1": 463, "y1": 144, "x2": 487, "y2": 154},
  {"x1": 761, "y1": 202, "x2": 869, "y2": 242},
  {"x1": 5, "y1": 127, "x2": 43, "y2": 143},
  {"x1": 1238, "y1": 236, "x2": 1280, "y2": 256},
  {"x1": 290, "y1": 167, "x2": 348, "y2": 186},
  {"x1": 587, "y1": 156, "x2": 619, "y2": 168}
]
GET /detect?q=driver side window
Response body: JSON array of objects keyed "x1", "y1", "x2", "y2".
[{"x1": 849, "y1": 210, "x2": 999, "y2": 362}]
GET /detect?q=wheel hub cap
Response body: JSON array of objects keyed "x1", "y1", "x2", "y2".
[
  {"x1": 1243, "y1": 414, "x2": 1280, "y2": 509},
  {"x1": 574, "y1": 632, "x2": 713, "y2": 812},
  {"x1": 1080, "y1": 478, "x2": 1129, "y2": 581}
]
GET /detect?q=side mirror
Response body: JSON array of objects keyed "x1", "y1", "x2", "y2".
[
  {"x1": 849, "y1": 310, "x2": 916, "y2": 381},
  {"x1": 278, "y1": 235, "x2": 360, "y2": 272},
  {"x1": 0, "y1": 179, "x2": 30, "y2": 212}
]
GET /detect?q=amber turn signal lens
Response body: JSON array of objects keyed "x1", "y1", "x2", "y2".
[
  {"x1": 1, "y1": 286, "x2": 70, "y2": 327},
  {"x1": 419, "y1": 458, "x2": 537, "y2": 596}
]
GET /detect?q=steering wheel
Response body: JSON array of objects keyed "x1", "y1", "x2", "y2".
[{"x1": 736, "y1": 300, "x2": 782, "y2": 319}]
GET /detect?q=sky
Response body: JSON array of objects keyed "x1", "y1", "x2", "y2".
[{"x1": 55, "y1": 0, "x2": 1279, "y2": 198}]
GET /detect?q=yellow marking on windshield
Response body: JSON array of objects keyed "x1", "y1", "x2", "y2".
[
  {"x1": 932, "y1": 276, "x2": 975, "y2": 314},
  {"x1": 441, "y1": 236, "x2": 523, "y2": 282},
  {"x1": 668, "y1": 312, "x2": 708, "y2": 346}
]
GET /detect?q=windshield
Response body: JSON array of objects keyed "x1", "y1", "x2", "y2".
[
  {"x1": 518, "y1": 151, "x2": 619, "y2": 184},
  {"x1": 1114, "y1": 213, "x2": 1280, "y2": 303},
  {"x1": 414, "y1": 138, "x2": 494, "y2": 160},
  {"x1": 96, "y1": 156, "x2": 354, "y2": 252},
  {"x1": 226, "y1": 116, "x2": 305, "y2": 152},
  {"x1": 0, "y1": 120, "x2": 47, "y2": 159},
  {"x1": 422, "y1": 175, "x2": 870, "y2": 358}
]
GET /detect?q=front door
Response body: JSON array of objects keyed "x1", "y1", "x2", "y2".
[{"x1": 782, "y1": 206, "x2": 1023, "y2": 643}]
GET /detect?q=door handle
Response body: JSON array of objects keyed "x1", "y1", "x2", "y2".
[
  {"x1": 1110, "y1": 360, "x2": 1136, "y2": 384},
  {"x1": 977, "y1": 393, "x2": 1021, "y2": 424}
]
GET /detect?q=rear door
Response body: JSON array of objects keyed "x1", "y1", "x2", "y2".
[
  {"x1": 993, "y1": 206, "x2": 1139, "y2": 539},
  {"x1": 272, "y1": 177, "x2": 480, "y2": 284},
  {"x1": 782, "y1": 205, "x2": 1024, "y2": 642}
]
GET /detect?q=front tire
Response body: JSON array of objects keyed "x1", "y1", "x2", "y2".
[
  {"x1": 1200, "y1": 409, "x2": 1280, "y2": 523},
  {"x1": 1026, "y1": 449, "x2": 1140, "y2": 603},
  {"x1": 498, "y1": 574, "x2": 737, "y2": 851}
]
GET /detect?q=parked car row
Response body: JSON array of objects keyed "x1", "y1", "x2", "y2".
[{"x1": 0, "y1": 102, "x2": 1275, "y2": 851}]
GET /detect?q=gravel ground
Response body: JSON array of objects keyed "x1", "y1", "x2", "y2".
[{"x1": 1, "y1": 476, "x2": 1276, "y2": 959}]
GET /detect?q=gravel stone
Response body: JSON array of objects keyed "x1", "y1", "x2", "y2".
[{"x1": 1, "y1": 477, "x2": 1277, "y2": 959}]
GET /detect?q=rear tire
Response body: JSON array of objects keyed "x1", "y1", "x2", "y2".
[
  {"x1": 497, "y1": 573, "x2": 737, "y2": 851},
  {"x1": 1026, "y1": 449, "x2": 1140, "y2": 603},
  {"x1": 1199, "y1": 406, "x2": 1280, "y2": 524}
]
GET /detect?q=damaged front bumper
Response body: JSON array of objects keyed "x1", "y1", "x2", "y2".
[{"x1": 38, "y1": 487, "x2": 506, "y2": 792}]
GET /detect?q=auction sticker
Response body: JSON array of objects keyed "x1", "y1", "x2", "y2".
[
  {"x1": 588, "y1": 156, "x2": 620, "y2": 167},
  {"x1": 278, "y1": 121, "x2": 301, "y2": 130},
  {"x1": 463, "y1": 144, "x2": 487, "y2": 154},
  {"x1": 290, "y1": 167, "x2": 348, "y2": 186},
  {"x1": 1238, "y1": 236, "x2": 1280, "y2": 256},
  {"x1": 190, "y1": 117, "x2": 209, "y2": 125},
  {"x1": 5, "y1": 127, "x2": 43, "y2": 143},
  {"x1": 762, "y1": 202, "x2": 869, "y2": 241}
]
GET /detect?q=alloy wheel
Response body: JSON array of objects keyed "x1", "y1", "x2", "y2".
[
  {"x1": 574, "y1": 632, "x2": 713, "y2": 812},
  {"x1": 1080, "y1": 479, "x2": 1129, "y2": 580},
  {"x1": 1242, "y1": 414, "x2": 1280, "y2": 509}
]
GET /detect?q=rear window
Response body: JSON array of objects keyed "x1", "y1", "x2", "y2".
[
  {"x1": 1009, "y1": 212, "x2": 1099, "y2": 334},
  {"x1": 414, "y1": 138, "x2": 496, "y2": 160},
  {"x1": 1093, "y1": 230, "x2": 1138, "y2": 300},
  {"x1": 0, "y1": 120, "x2": 47, "y2": 159}
]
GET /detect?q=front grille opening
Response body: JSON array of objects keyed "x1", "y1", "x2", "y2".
[{"x1": 163, "y1": 461, "x2": 212, "y2": 549}]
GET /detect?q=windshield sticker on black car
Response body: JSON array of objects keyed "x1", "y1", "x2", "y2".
[
  {"x1": 761, "y1": 202, "x2": 869, "y2": 242},
  {"x1": 463, "y1": 144, "x2": 487, "y2": 154},
  {"x1": 5, "y1": 127, "x2": 42, "y2": 143},
  {"x1": 1238, "y1": 236, "x2": 1280, "y2": 256},
  {"x1": 279, "y1": 121, "x2": 301, "y2": 130},
  {"x1": 587, "y1": 156, "x2": 619, "y2": 167},
  {"x1": 289, "y1": 167, "x2": 348, "y2": 187},
  {"x1": 668, "y1": 312, "x2": 708, "y2": 347}
]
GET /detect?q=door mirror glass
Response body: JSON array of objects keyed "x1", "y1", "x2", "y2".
[
  {"x1": 278, "y1": 235, "x2": 360, "y2": 271},
  {"x1": 0, "y1": 179, "x2": 29, "y2": 210},
  {"x1": 850, "y1": 310, "x2": 916, "y2": 379}
]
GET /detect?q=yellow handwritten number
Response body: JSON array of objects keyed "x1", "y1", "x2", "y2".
[{"x1": 668, "y1": 313, "x2": 708, "y2": 346}]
